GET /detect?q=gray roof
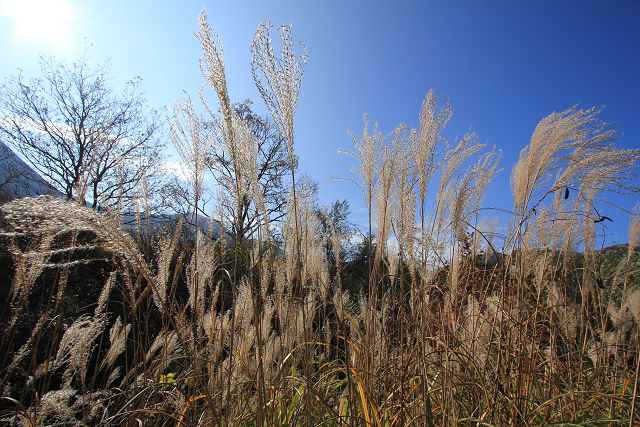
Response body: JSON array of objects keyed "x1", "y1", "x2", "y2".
[{"x1": 0, "y1": 141, "x2": 62, "y2": 202}]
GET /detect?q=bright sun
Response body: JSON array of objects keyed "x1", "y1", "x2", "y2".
[{"x1": 2, "y1": 0, "x2": 74, "y2": 43}]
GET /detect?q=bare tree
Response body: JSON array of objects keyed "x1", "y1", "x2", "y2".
[
  {"x1": 208, "y1": 100, "x2": 292, "y2": 239},
  {"x1": 0, "y1": 47, "x2": 164, "y2": 210}
]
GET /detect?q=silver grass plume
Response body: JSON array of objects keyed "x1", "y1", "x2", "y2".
[
  {"x1": 145, "y1": 331, "x2": 180, "y2": 366},
  {"x1": 27, "y1": 388, "x2": 78, "y2": 426},
  {"x1": 387, "y1": 247, "x2": 400, "y2": 280},
  {"x1": 471, "y1": 148, "x2": 503, "y2": 221},
  {"x1": 230, "y1": 278, "x2": 254, "y2": 373},
  {"x1": 258, "y1": 296, "x2": 276, "y2": 347},
  {"x1": 198, "y1": 8, "x2": 233, "y2": 141},
  {"x1": 186, "y1": 229, "x2": 218, "y2": 328},
  {"x1": 8, "y1": 232, "x2": 54, "y2": 308},
  {"x1": 3, "y1": 197, "x2": 152, "y2": 284},
  {"x1": 251, "y1": 21, "x2": 307, "y2": 158},
  {"x1": 608, "y1": 288, "x2": 640, "y2": 354},
  {"x1": 412, "y1": 91, "x2": 451, "y2": 274},
  {"x1": 224, "y1": 112, "x2": 271, "y2": 240},
  {"x1": 436, "y1": 130, "x2": 484, "y2": 203},
  {"x1": 203, "y1": 280, "x2": 222, "y2": 341},
  {"x1": 374, "y1": 126, "x2": 406, "y2": 263},
  {"x1": 170, "y1": 93, "x2": 208, "y2": 222},
  {"x1": 7, "y1": 312, "x2": 52, "y2": 374},
  {"x1": 413, "y1": 90, "x2": 451, "y2": 214},
  {"x1": 151, "y1": 219, "x2": 182, "y2": 311},
  {"x1": 332, "y1": 289, "x2": 350, "y2": 323},
  {"x1": 296, "y1": 184, "x2": 323, "y2": 284},
  {"x1": 450, "y1": 168, "x2": 475, "y2": 240},
  {"x1": 54, "y1": 313, "x2": 107, "y2": 389},
  {"x1": 450, "y1": 145, "x2": 501, "y2": 242},
  {"x1": 100, "y1": 316, "x2": 131, "y2": 370},
  {"x1": 202, "y1": 311, "x2": 225, "y2": 361},
  {"x1": 336, "y1": 115, "x2": 385, "y2": 235},
  {"x1": 391, "y1": 133, "x2": 417, "y2": 277},
  {"x1": 432, "y1": 130, "x2": 483, "y2": 247},
  {"x1": 106, "y1": 367, "x2": 121, "y2": 388},
  {"x1": 95, "y1": 271, "x2": 117, "y2": 315},
  {"x1": 511, "y1": 106, "x2": 640, "y2": 221}
]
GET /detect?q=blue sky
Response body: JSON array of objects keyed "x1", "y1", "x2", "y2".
[{"x1": 1, "y1": 0, "x2": 639, "y2": 245}]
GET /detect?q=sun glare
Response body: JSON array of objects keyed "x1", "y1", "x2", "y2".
[{"x1": 2, "y1": 0, "x2": 74, "y2": 44}]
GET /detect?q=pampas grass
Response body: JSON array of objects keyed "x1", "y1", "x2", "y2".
[{"x1": 2, "y1": 10, "x2": 640, "y2": 427}]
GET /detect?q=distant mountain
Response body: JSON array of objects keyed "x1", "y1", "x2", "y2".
[
  {"x1": 120, "y1": 211, "x2": 222, "y2": 239},
  {"x1": 0, "y1": 141, "x2": 62, "y2": 202}
]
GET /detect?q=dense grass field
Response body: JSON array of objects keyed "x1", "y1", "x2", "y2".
[{"x1": 1, "y1": 10, "x2": 640, "y2": 427}]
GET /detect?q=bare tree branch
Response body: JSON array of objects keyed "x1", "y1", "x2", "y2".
[{"x1": 0, "y1": 47, "x2": 165, "y2": 210}]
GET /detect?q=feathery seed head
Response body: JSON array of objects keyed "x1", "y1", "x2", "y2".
[
  {"x1": 198, "y1": 9, "x2": 232, "y2": 127},
  {"x1": 511, "y1": 106, "x2": 638, "y2": 216},
  {"x1": 170, "y1": 94, "x2": 208, "y2": 204},
  {"x1": 251, "y1": 21, "x2": 307, "y2": 156}
]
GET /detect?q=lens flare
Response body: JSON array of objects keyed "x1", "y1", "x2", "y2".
[{"x1": 2, "y1": 0, "x2": 74, "y2": 44}]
